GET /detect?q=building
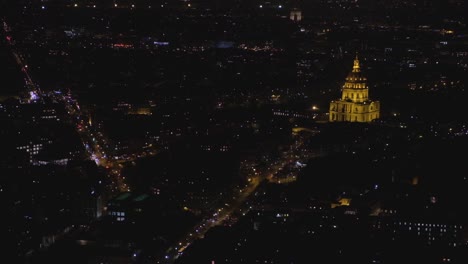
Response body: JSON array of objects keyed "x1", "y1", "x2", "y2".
[
  {"x1": 17, "y1": 141, "x2": 46, "y2": 163},
  {"x1": 329, "y1": 55, "x2": 380, "y2": 122},
  {"x1": 106, "y1": 192, "x2": 151, "y2": 223},
  {"x1": 289, "y1": 8, "x2": 302, "y2": 22},
  {"x1": 371, "y1": 218, "x2": 466, "y2": 247}
]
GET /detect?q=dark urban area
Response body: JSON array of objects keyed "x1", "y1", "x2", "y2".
[{"x1": 1, "y1": 0, "x2": 468, "y2": 263}]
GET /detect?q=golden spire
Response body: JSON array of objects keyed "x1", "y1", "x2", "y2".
[{"x1": 352, "y1": 53, "x2": 360, "y2": 72}]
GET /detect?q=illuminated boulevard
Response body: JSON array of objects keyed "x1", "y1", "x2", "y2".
[
  {"x1": 1, "y1": 20, "x2": 148, "y2": 197},
  {"x1": 159, "y1": 135, "x2": 324, "y2": 263}
]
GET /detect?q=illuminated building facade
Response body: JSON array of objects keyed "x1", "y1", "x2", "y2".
[
  {"x1": 372, "y1": 219, "x2": 464, "y2": 247},
  {"x1": 290, "y1": 8, "x2": 302, "y2": 22},
  {"x1": 107, "y1": 192, "x2": 150, "y2": 223},
  {"x1": 329, "y1": 56, "x2": 380, "y2": 122},
  {"x1": 17, "y1": 142, "x2": 43, "y2": 163}
]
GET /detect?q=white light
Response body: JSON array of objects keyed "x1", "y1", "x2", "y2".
[
  {"x1": 278, "y1": 5, "x2": 282, "y2": 8},
  {"x1": 41, "y1": 5, "x2": 45, "y2": 10},
  {"x1": 30, "y1": 91, "x2": 39, "y2": 101},
  {"x1": 259, "y1": 5, "x2": 263, "y2": 8}
]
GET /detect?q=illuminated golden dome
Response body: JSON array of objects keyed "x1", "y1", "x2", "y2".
[
  {"x1": 343, "y1": 55, "x2": 367, "y2": 90},
  {"x1": 329, "y1": 54, "x2": 380, "y2": 123}
]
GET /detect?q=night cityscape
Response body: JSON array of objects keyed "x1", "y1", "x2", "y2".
[{"x1": 1, "y1": 0, "x2": 468, "y2": 263}]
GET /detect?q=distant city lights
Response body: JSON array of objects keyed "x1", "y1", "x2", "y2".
[
  {"x1": 29, "y1": 91, "x2": 39, "y2": 101},
  {"x1": 154, "y1": 41, "x2": 170, "y2": 46}
]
